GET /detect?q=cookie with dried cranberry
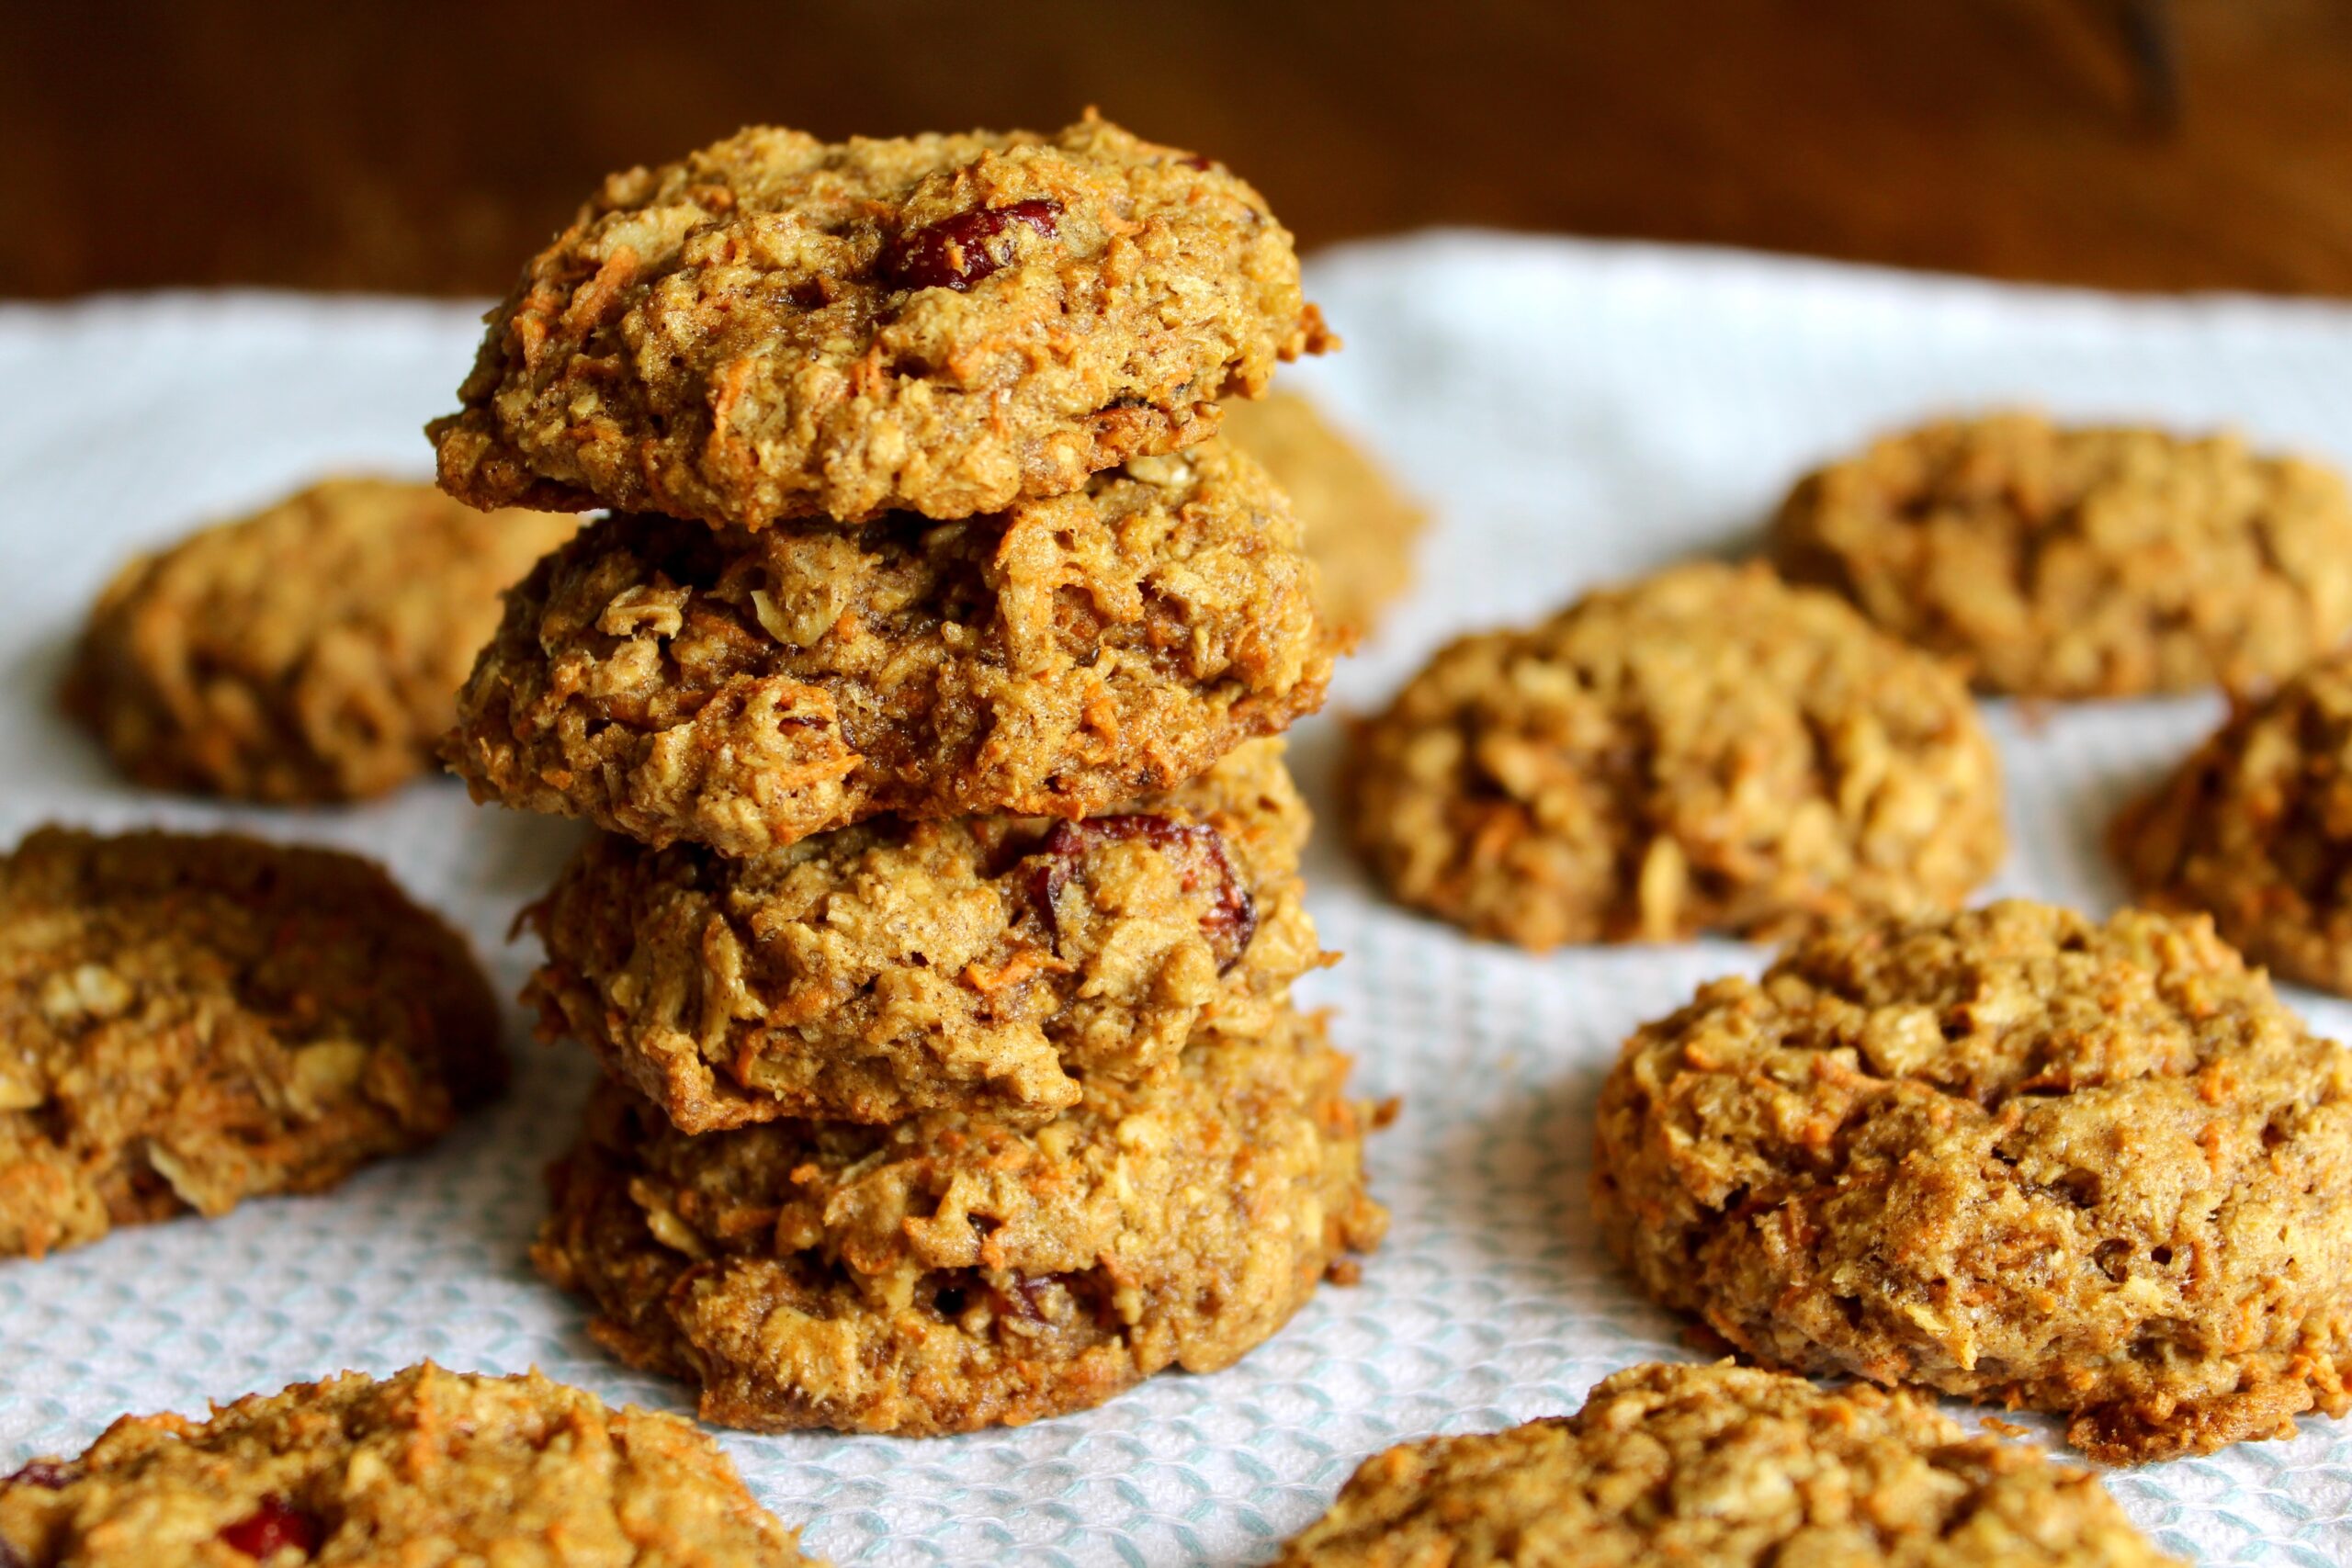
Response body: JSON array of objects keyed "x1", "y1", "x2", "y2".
[
  {"x1": 447, "y1": 440, "x2": 1330, "y2": 857},
  {"x1": 0, "y1": 1362, "x2": 820, "y2": 1566},
  {"x1": 62, "y1": 476, "x2": 577, "y2": 803},
  {"x1": 431, "y1": 114, "x2": 1329, "y2": 526},
  {"x1": 526, "y1": 738, "x2": 1317, "y2": 1133},
  {"x1": 533, "y1": 1007, "x2": 1386, "y2": 1435},
  {"x1": 1274, "y1": 1362, "x2": 2177, "y2": 1567},
  {"x1": 1343, "y1": 561, "x2": 2004, "y2": 949},
  {"x1": 0, "y1": 828, "x2": 503, "y2": 1259},
  {"x1": 1222, "y1": 390, "x2": 1426, "y2": 638},
  {"x1": 1771, "y1": 411, "x2": 2352, "y2": 697},
  {"x1": 2113, "y1": 649, "x2": 2352, "y2": 997},
  {"x1": 1594, "y1": 900, "x2": 2352, "y2": 1462}
]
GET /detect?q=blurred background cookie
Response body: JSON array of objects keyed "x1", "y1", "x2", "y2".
[
  {"x1": 1771, "y1": 412, "x2": 2352, "y2": 697},
  {"x1": 1344, "y1": 561, "x2": 2003, "y2": 948},
  {"x1": 0, "y1": 827, "x2": 503, "y2": 1259},
  {"x1": 62, "y1": 476, "x2": 576, "y2": 803},
  {"x1": 1220, "y1": 391, "x2": 1427, "y2": 640},
  {"x1": 2114, "y1": 649, "x2": 2352, "y2": 996}
]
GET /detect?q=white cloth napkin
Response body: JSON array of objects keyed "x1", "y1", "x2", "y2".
[{"x1": 5, "y1": 236, "x2": 2352, "y2": 1563}]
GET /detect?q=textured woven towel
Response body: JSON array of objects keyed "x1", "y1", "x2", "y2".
[{"x1": 4, "y1": 240, "x2": 2352, "y2": 1562}]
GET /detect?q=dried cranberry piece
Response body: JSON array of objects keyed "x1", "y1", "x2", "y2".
[
  {"x1": 1064, "y1": 1269, "x2": 1125, "y2": 1334},
  {"x1": 978, "y1": 1272, "x2": 1109, "y2": 1329},
  {"x1": 218, "y1": 1495, "x2": 322, "y2": 1558},
  {"x1": 1178, "y1": 153, "x2": 1214, "y2": 171},
  {"x1": 880, "y1": 198, "x2": 1062, "y2": 293},
  {"x1": 992, "y1": 1275, "x2": 1057, "y2": 1323},
  {"x1": 1022, "y1": 814, "x2": 1258, "y2": 970},
  {"x1": 3, "y1": 1459, "x2": 75, "y2": 1490},
  {"x1": 934, "y1": 1269, "x2": 1076, "y2": 1327}
]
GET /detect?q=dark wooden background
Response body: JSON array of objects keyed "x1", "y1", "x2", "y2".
[{"x1": 6, "y1": 0, "x2": 2351, "y2": 299}]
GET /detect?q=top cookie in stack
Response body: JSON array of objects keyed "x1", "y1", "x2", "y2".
[
  {"x1": 431, "y1": 115, "x2": 1327, "y2": 527},
  {"x1": 428, "y1": 115, "x2": 1385, "y2": 1435}
]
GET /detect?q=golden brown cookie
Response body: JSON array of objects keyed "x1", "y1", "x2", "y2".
[
  {"x1": 448, "y1": 441, "x2": 1330, "y2": 858},
  {"x1": 1343, "y1": 561, "x2": 2004, "y2": 949},
  {"x1": 0, "y1": 828, "x2": 504, "y2": 1259},
  {"x1": 2114, "y1": 649, "x2": 2352, "y2": 996},
  {"x1": 534, "y1": 1008, "x2": 1386, "y2": 1436},
  {"x1": 432, "y1": 115, "x2": 1328, "y2": 527},
  {"x1": 1273, "y1": 1361, "x2": 2177, "y2": 1567},
  {"x1": 62, "y1": 477, "x2": 577, "y2": 803},
  {"x1": 526, "y1": 739, "x2": 1318, "y2": 1132},
  {"x1": 1221, "y1": 391, "x2": 1426, "y2": 638},
  {"x1": 1593, "y1": 900, "x2": 2352, "y2": 1462},
  {"x1": 1771, "y1": 411, "x2": 2352, "y2": 697},
  {"x1": 0, "y1": 1362, "x2": 820, "y2": 1566}
]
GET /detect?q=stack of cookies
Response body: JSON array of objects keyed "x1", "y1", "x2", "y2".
[{"x1": 428, "y1": 116, "x2": 1386, "y2": 1435}]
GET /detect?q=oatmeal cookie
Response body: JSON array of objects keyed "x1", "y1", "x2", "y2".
[
  {"x1": 1343, "y1": 561, "x2": 2003, "y2": 949},
  {"x1": 2114, "y1": 650, "x2": 2352, "y2": 996},
  {"x1": 62, "y1": 477, "x2": 576, "y2": 803},
  {"x1": 431, "y1": 114, "x2": 1328, "y2": 526},
  {"x1": 1593, "y1": 900, "x2": 2352, "y2": 1462},
  {"x1": 534, "y1": 1009, "x2": 1386, "y2": 1435},
  {"x1": 1771, "y1": 411, "x2": 2352, "y2": 697},
  {"x1": 526, "y1": 739, "x2": 1317, "y2": 1132},
  {"x1": 1273, "y1": 1361, "x2": 2176, "y2": 1567},
  {"x1": 1222, "y1": 391, "x2": 1426, "y2": 638},
  {"x1": 0, "y1": 1362, "x2": 819, "y2": 1566},
  {"x1": 0, "y1": 828, "x2": 504, "y2": 1259},
  {"x1": 448, "y1": 441, "x2": 1329, "y2": 857}
]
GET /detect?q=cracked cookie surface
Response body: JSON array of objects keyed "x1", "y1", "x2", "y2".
[
  {"x1": 447, "y1": 440, "x2": 1329, "y2": 856},
  {"x1": 1221, "y1": 391, "x2": 1425, "y2": 638},
  {"x1": 432, "y1": 115, "x2": 1327, "y2": 526},
  {"x1": 1274, "y1": 1361, "x2": 2176, "y2": 1567},
  {"x1": 534, "y1": 1008, "x2": 1386, "y2": 1435},
  {"x1": 2114, "y1": 649, "x2": 2352, "y2": 997},
  {"x1": 527, "y1": 738, "x2": 1317, "y2": 1132},
  {"x1": 1771, "y1": 411, "x2": 2352, "y2": 697},
  {"x1": 62, "y1": 477, "x2": 576, "y2": 803},
  {"x1": 1343, "y1": 561, "x2": 2003, "y2": 949},
  {"x1": 0, "y1": 1362, "x2": 819, "y2": 1566},
  {"x1": 1593, "y1": 900, "x2": 2352, "y2": 1462},
  {"x1": 0, "y1": 828, "x2": 504, "y2": 1259}
]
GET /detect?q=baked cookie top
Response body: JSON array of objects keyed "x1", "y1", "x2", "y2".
[
  {"x1": 1592, "y1": 900, "x2": 2352, "y2": 1462},
  {"x1": 1771, "y1": 411, "x2": 2352, "y2": 697},
  {"x1": 534, "y1": 1009, "x2": 1386, "y2": 1436},
  {"x1": 447, "y1": 440, "x2": 1330, "y2": 856},
  {"x1": 2115, "y1": 649, "x2": 2352, "y2": 997},
  {"x1": 0, "y1": 1362, "x2": 818, "y2": 1566},
  {"x1": 1274, "y1": 1361, "x2": 2177, "y2": 1567},
  {"x1": 1221, "y1": 391, "x2": 1426, "y2": 639},
  {"x1": 1343, "y1": 561, "x2": 2004, "y2": 949},
  {"x1": 62, "y1": 477, "x2": 577, "y2": 803},
  {"x1": 0, "y1": 828, "x2": 503, "y2": 1259},
  {"x1": 431, "y1": 115, "x2": 1327, "y2": 527},
  {"x1": 526, "y1": 738, "x2": 1317, "y2": 1133}
]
